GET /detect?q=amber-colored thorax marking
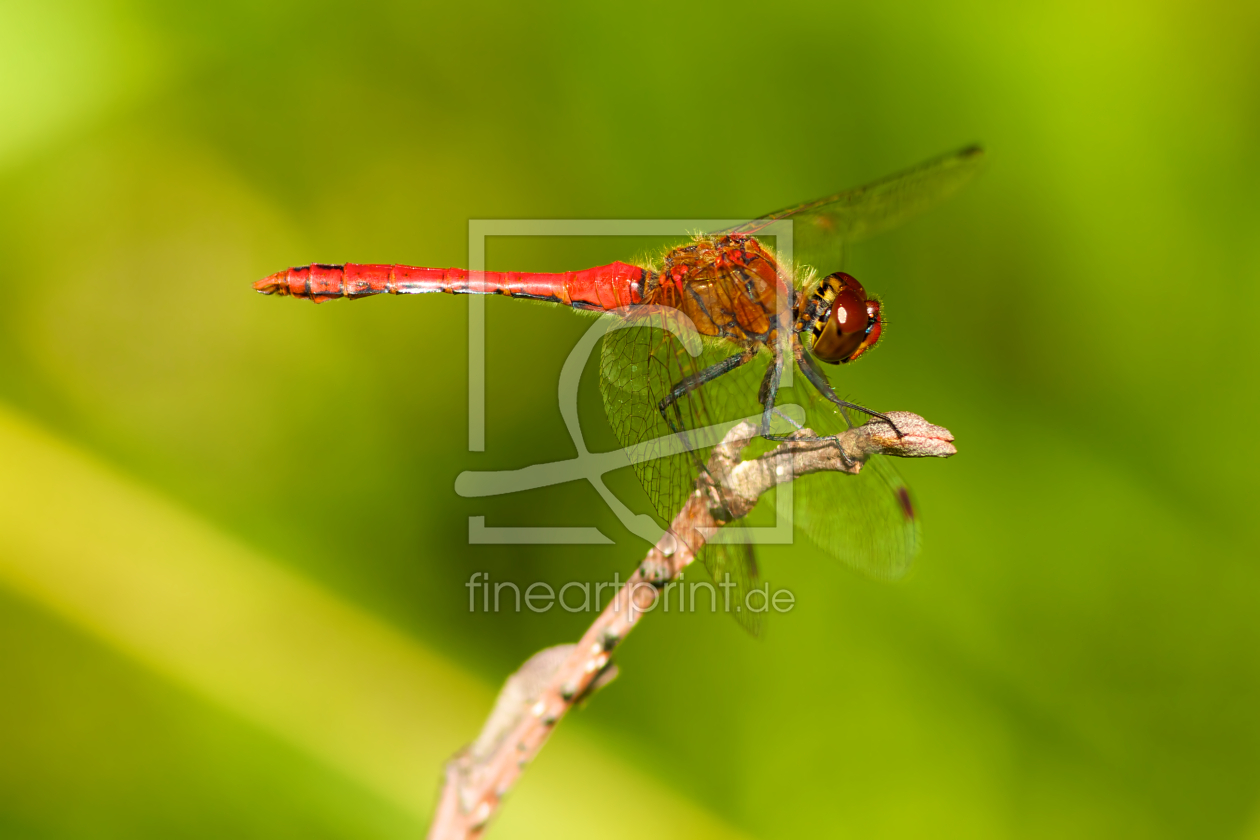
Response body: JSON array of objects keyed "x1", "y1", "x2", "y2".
[{"x1": 643, "y1": 236, "x2": 794, "y2": 348}]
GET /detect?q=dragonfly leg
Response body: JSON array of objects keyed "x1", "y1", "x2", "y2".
[
  {"x1": 757, "y1": 353, "x2": 851, "y2": 461},
  {"x1": 792, "y1": 337, "x2": 903, "y2": 437},
  {"x1": 657, "y1": 349, "x2": 760, "y2": 525},
  {"x1": 756, "y1": 352, "x2": 846, "y2": 453},
  {"x1": 771, "y1": 407, "x2": 804, "y2": 430},
  {"x1": 656, "y1": 349, "x2": 758, "y2": 437},
  {"x1": 755, "y1": 353, "x2": 784, "y2": 436}
]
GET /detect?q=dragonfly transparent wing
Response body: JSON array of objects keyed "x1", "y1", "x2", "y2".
[
  {"x1": 725, "y1": 145, "x2": 985, "y2": 275},
  {"x1": 792, "y1": 456, "x2": 918, "y2": 580},
  {"x1": 698, "y1": 540, "x2": 764, "y2": 635},
  {"x1": 599, "y1": 309, "x2": 782, "y2": 635},
  {"x1": 772, "y1": 370, "x2": 921, "y2": 580},
  {"x1": 599, "y1": 309, "x2": 921, "y2": 631}
]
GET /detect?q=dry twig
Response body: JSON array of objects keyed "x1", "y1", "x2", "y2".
[{"x1": 427, "y1": 411, "x2": 955, "y2": 839}]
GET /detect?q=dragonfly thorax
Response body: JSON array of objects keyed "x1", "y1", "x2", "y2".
[
  {"x1": 646, "y1": 235, "x2": 791, "y2": 347},
  {"x1": 797, "y1": 272, "x2": 883, "y2": 364}
]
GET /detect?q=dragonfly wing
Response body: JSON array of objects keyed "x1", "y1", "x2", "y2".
[
  {"x1": 598, "y1": 311, "x2": 785, "y2": 635},
  {"x1": 769, "y1": 368, "x2": 921, "y2": 579},
  {"x1": 698, "y1": 539, "x2": 765, "y2": 636},
  {"x1": 599, "y1": 312, "x2": 714, "y2": 527},
  {"x1": 792, "y1": 455, "x2": 919, "y2": 580},
  {"x1": 726, "y1": 145, "x2": 985, "y2": 274}
]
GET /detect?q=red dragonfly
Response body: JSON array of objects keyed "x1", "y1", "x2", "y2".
[{"x1": 255, "y1": 146, "x2": 984, "y2": 633}]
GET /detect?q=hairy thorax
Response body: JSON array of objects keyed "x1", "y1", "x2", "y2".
[{"x1": 643, "y1": 236, "x2": 794, "y2": 347}]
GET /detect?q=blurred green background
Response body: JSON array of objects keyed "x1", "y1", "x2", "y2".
[{"x1": 1, "y1": 1, "x2": 1258, "y2": 837}]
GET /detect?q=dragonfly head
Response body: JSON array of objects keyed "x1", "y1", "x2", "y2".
[{"x1": 806, "y1": 272, "x2": 883, "y2": 364}]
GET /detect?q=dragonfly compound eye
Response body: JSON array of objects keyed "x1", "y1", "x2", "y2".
[
  {"x1": 848, "y1": 298, "x2": 883, "y2": 362},
  {"x1": 809, "y1": 273, "x2": 882, "y2": 363}
]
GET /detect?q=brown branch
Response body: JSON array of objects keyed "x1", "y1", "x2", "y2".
[{"x1": 426, "y1": 411, "x2": 955, "y2": 839}]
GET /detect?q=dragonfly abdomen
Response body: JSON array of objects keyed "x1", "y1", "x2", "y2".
[{"x1": 253, "y1": 262, "x2": 648, "y2": 309}]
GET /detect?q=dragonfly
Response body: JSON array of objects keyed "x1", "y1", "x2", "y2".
[{"x1": 254, "y1": 145, "x2": 984, "y2": 634}]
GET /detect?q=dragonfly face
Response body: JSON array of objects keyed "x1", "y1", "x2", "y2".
[{"x1": 802, "y1": 272, "x2": 883, "y2": 364}]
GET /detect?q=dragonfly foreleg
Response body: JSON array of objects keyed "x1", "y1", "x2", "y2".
[{"x1": 792, "y1": 337, "x2": 903, "y2": 437}]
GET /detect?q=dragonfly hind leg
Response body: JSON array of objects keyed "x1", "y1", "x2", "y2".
[
  {"x1": 656, "y1": 348, "x2": 760, "y2": 526},
  {"x1": 656, "y1": 349, "x2": 758, "y2": 436}
]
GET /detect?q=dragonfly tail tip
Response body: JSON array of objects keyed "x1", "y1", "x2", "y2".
[{"x1": 252, "y1": 271, "x2": 288, "y2": 296}]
